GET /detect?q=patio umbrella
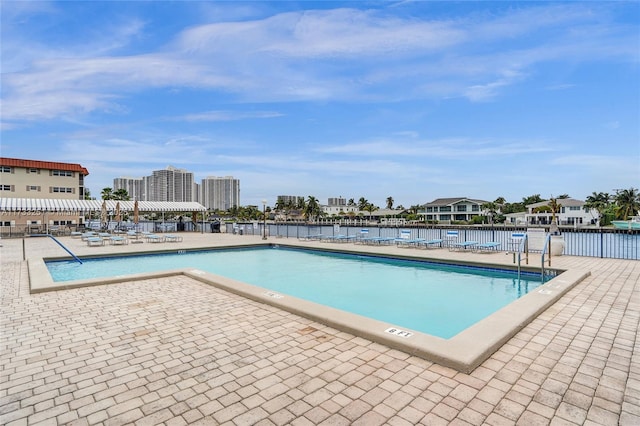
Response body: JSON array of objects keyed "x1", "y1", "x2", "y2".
[
  {"x1": 133, "y1": 200, "x2": 139, "y2": 229},
  {"x1": 114, "y1": 202, "x2": 121, "y2": 228},
  {"x1": 100, "y1": 200, "x2": 108, "y2": 230}
]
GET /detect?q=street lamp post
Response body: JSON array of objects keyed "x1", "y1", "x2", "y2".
[{"x1": 262, "y1": 199, "x2": 267, "y2": 240}]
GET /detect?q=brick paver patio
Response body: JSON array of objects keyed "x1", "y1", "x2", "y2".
[{"x1": 1, "y1": 233, "x2": 638, "y2": 425}]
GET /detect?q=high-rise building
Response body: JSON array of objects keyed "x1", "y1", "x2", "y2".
[
  {"x1": 201, "y1": 176, "x2": 240, "y2": 211},
  {"x1": 113, "y1": 177, "x2": 144, "y2": 200},
  {"x1": 276, "y1": 195, "x2": 305, "y2": 208},
  {"x1": 328, "y1": 197, "x2": 347, "y2": 206},
  {"x1": 146, "y1": 166, "x2": 194, "y2": 202}
]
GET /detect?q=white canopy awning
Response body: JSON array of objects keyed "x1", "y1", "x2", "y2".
[{"x1": 0, "y1": 198, "x2": 207, "y2": 213}]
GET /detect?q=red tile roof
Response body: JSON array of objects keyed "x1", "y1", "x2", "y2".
[{"x1": 0, "y1": 157, "x2": 89, "y2": 175}]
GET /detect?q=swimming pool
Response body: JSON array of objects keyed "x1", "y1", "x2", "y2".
[
  {"x1": 47, "y1": 246, "x2": 548, "y2": 339},
  {"x1": 34, "y1": 243, "x2": 588, "y2": 372}
]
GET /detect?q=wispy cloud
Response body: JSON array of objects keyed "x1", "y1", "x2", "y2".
[
  {"x1": 178, "y1": 110, "x2": 283, "y2": 122},
  {"x1": 2, "y1": 3, "x2": 637, "y2": 124},
  {"x1": 315, "y1": 137, "x2": 557, "y2": 158}
]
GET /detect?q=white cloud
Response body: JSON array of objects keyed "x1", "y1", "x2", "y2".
[
  {"x1": 178, "y1": 110, "x2": 284, "y2": 122},
  {"x1": 315, "y1": 137, "x2": 557, "y2": 158}
]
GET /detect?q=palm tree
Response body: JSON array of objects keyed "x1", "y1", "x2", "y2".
[
  {"x1": 358, "y1": 197, "x2": 368, "y2": 212},
  {"x1": 101, "y1": 187, "x2": 114, "y2": 200},
  {"x1": 548, "y1": 196, "x2": 562, "y2": 234},
  {"x1": 614, "y1": 188, "x2": 640, "y2": 220},
  {"x1": 303, "y1": 196, "x2": 320, "y2": 222},
  {"x1": 386, "y1": 196, "x2": 394, "y2": 210},
  {"x1": 364, "y1": 203, "x2": 378, "y2": 221},
  {"x1": 584, "y1": 192, "x2": 611, "y2": 225},
  {"x1": 548, "y1": 197, "x2": 562, "y2": 221},
  {"x1": 113, "y1": 188, "x2": 130, "y2": 201},
  {"x1": 481, "y1": 201, "x2": 498, "y2": 224}
]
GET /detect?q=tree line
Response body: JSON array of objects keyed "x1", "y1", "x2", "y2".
[{"x1": 94, "y1": 186, "x2": 640, "y2": 224}]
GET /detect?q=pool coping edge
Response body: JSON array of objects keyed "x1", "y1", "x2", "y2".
[{"x1": 28, "y1": 247, "x2": 590, "y2": 373}]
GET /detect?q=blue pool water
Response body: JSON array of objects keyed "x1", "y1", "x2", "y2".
[{"x1": 46, "y1": 247, "x2": 548, "y2": 339}]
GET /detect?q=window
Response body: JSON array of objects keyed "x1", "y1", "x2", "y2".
[
  {"x1": 472, "y1": 205, "x2": 479, "y2": 211},
  {"x1": 426, "y1": 207, "x2": 433, "y2": 212},
  {"x1": 439, "y1": 206, "x2": 451, "y2": 212},
  {"x1": 1, "y1": 221, "x2": 11, "y2": 226},
  {"x1": 53, "y1": 170, "x2": 73, "y2": 177},
  {"x1": 28, "y1": 168, "x2": 39, "y2": 174},
  {"x1": 52, "y1": 187, "x2": 73, "y2": 193},
  {"x1": 27, "y1": 186, "x2": 41, "y2": 191},
  {"x1": 1, "y1": 166, "x2": 11, "y2": 173},
  {"x1": 569, "y1": 206, "x2": 581, "y2": 211},
  {"x1": 0, "y1": 185, "x2": 11, "y2": 191},
  {"x1": 456, "y1": 205, "x2": 467, "y2": 212}
]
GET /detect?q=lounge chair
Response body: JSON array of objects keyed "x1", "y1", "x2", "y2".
[
  {"x1": 508, "y1": 232, "x2": 526, "y2": 252},
  {"x1": 395, "y1": 230, "x2": 427, "y2": 248},
  {"x1": 474, "y1": 242, "x2": 501, "y2": 252},
  {"x1": 145, "y1": 233, "x2": 165, "y2": 243},
  {"x1": 322, "y1": 234, "x2": 356, "y2": 243},
  {"x1": 394, "y1": 230, "x2": 416, "y2": 246},
  {"x1": 109, "y1": 236, "x2": 129, "y2": 245},
  {"x1": 299, "y1": 234, "x2": 324, "y2": 241},
  {"x1": 450, "y1": 241, "x2": 478, "y2": 251},
  {"x1": 80, "y1": 231, "x2": 97, "y2": 241},
  {"x1": 365, "y1": 237, "x2": 396, "y2": 245},
  {"x1": 355, "y1": 229, "x2": 370, "y2": 244},
  {"x1": 164, "y1": 234, "x2": 183, "y2": 243},
  {"x1": 418, "y1": 239, "x2": 443, "y2": 249},
  {"x1": 444, "y1": 230, "x2": 459, "y2": 247},
  {"x1": 86, "y1": 237, "x2": 104, "y2": 247},
  {"x1": 127, "y1": 230, "x2": 144, "y2": 243}
]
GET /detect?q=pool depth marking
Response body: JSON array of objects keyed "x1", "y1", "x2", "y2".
[{"x1": 385, "y1": 327, "x2": 413, "y2": 338}]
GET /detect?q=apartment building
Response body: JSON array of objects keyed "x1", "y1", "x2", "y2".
[
  {"x1": 113, "y1": 177, "x2": 145, "y2": 200},
  {"x1": 201, "y1": 176, "x2": 240, "y2": 211},
  {"x1": 146, "y1": 166, "x2": 194, "y2": 202},
  {"x1": 420, "y1": 197, "x2": 488, "y2": 223},
  {"x1": 0, "y1": 157, "x2": 90, "y2": 229}
]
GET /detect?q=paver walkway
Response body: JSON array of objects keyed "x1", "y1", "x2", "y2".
[{"x1": 1, "y1": 233, "x2": 638, "y2": 425}]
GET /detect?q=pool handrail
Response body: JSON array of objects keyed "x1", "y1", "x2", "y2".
[
  {"x1": 540, "y1": 233, "x2": 553, "y2": 280},
  {"x1": 516, "y1": 233, "x2": 529, "y2": 279},
  {"x1": 29, "y1": 234, "x2": 83, "y2": 264}
]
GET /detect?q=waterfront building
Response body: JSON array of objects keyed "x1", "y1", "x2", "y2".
[
  {"x1": 276, "y1": 195, "x2": 305, "y2": 208},
  {"x1": 201, "y1": 176, "x2": 240, "y2": 211},
  {"x1": 420, "y1": 197, "x2": 488, "y2": 223},
  {"x1": 0, "y1": 157, "x2": 89, "y2": 230},
  {"x1": 146, "y1": 166, "x2": 194, "y2": 202},
  {"x1": 113, "y1": 177, "x2": 144, "y2": 200},
  {"x1": 525, "y1": 198, "x2": 597, "y2": 227}
]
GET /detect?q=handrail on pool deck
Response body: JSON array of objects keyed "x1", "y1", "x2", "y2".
[
  {"x1": 540, "y1": 233, "x2": 553, "y2": 280},
  {"x1": 28, "y1": 234, "x2": 83, "y2": 264},
  {"x1": 516, "y1": 233, "x2": 529, "y2": 280}
]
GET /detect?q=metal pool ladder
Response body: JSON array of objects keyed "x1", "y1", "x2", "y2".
[
  {"x1": 516, "y1": 233, "x2": 529, "y2": 280},
  {"x1": 540, "y1": 233, "x2": 552, "y2": 281}
]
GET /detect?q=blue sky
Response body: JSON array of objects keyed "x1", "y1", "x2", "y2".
[{"x1": 1, "y1": 1, "x2": 639, "y2": 208}]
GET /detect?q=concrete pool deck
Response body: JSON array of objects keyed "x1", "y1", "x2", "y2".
[{"x1": 1, "y1": 232, "x2": 639, "y2": 425}]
